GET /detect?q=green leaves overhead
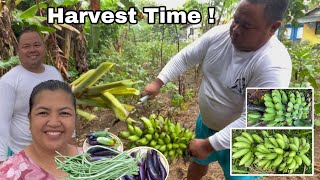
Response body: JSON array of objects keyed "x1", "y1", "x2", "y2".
[
  {"x1": 54, "y1": 0, "x2": 79, "y2": 6},
  {"x1": 20, "y1": 3, "x2": 47, "y2": 19}
]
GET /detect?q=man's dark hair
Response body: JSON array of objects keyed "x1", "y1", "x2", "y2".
[
  {"x1": 29, "y1": 80, "x2": 76, "y2": 113},
  {"x1": 247, "y1": 0, "x2": 290, "y2": 23},
  {"x1": 18, "y1": 28, "x2": 42, "y2": 43}
]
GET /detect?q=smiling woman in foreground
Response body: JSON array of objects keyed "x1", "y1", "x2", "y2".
[{"x1": 0, "y1": 80, "x2": 81, "y2": 180}]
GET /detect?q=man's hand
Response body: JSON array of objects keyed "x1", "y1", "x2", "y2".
[
  {"x1": 188, "y1": 138, "x2": 215, "y2": 159},
  {"x1": 142, "y1": 78, "x2": 164, "y2": 99}
]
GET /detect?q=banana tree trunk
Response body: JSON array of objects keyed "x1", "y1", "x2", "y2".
[
  {"x1": 63, "y1": 31, "x2": 72, "y2": 61},
  {"x1": 89, "y1": 0, "x2": 100, "y2": 52},
  {"x1": 0, "y1": 4, "x2": 18, "y2": 76},
  {"x1": 74, "y1": 3, "x2": 88, "y2": 73}
]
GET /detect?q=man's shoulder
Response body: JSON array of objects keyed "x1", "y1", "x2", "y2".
[
  {"x1": 209, "y1": 23, "x2": 230, "y2": 31},
  {"x1": 258, "y1": 36, "x2": 290, "y2": 60},
  {"x1": 43, "y1": 64, "x2": 61, "y2": 75},
  {"x1": 44, "y1": 64, "x2": 59, "y2": 71},
  {"x1": 0, "y1": 65, "x2": 23, "y2": 82},
  {"x1": 205, "y1": 23, "x2": 230, "y2": 38},
  {"x1": 43, "y1": 64, "x2": 63, "y2": 80},
  {"x1": 253, "y1": 38, "x2": 291, "y2": 70}
]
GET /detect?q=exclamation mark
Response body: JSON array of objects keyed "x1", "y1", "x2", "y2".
[{"x1": 208, "y1": 7, "x2": 216, "y2": 24}]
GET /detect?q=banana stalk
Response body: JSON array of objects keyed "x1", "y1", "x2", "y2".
[
  {"x1": 73, "y1": 62, "x2": 114, "y2": 95},
  {"x1": 70, "y1": 69, "x2": 95, "y2": 86},
  {"x1": 76, "y1": 109, "x2": 97, "y2": 121},
  {"x1": 101, "y1": 91, "x2": 136, "y2": 124},
  {"x1": 106, "y1": 86, "x2": 140, "y2": 96},
  {"x1": 84, "y1": 79, "x2": 138, "y2": 96}
]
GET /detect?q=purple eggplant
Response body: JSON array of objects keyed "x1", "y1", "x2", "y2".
[
  {"x1": 86, "y1": 132, "x2": 95, "y2": 138},
  {"x1": 151, "y1": 150, "x2": 161, "y2": 173},
  {"x1": 159, "y1": 160, "x2": 167, "y2": 180},
  {"x1": 146, "y1": 169, "x2": 152, "y2": 180},
  {"x1": 92, "y1": 149, "x2": 118, "y2": 156},
  {"x1": 87, "y1": 146, "x2": 118, "y2": 156},
  {"x1": 87, "y1": 146, "x2": 106, "y2": 154},
  {"x1": 138, "y1": 158, "x2": 146, "y2": 180},
  {"x1": 89, "y1": 156, "x2": 114, "y2": 161},
  {"x1": 120, "y1": 175, "x2": 130, "y2": 180},
  {"x1": 126, "y1": 175, "x2": 135, "y2": 180},
  {"x1": 119, "y1": 176, "x2": 127, "y2": 180},
  {"x1": 146, "y1": 151, "x2": 162, "y2": 180},
  {"x1": 152, "y1": 150, "x2": 167, "y2": 180},
  {"x1": 88, "y1": 139, "x2": 99, "y2": 146}
]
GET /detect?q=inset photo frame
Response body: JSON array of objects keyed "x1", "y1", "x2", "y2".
[
  {"x1": 230, "y1": 128, "x2": 313, "y2": 176},
  {"x1": 246, "y1": 88, "x2": 314, "y2": 127}
]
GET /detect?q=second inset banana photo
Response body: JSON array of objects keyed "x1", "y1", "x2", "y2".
[{"x1": 231, "y1": 129, "x2": 313, "y2": 176}]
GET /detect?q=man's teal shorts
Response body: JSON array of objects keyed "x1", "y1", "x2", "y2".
[{"x1": 192, "y1": 114, "x2": 261, "y2": 180}]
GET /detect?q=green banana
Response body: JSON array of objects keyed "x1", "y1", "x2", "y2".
[
  {"x1": 276, "y1": 138, "x2": 286, "y2": 149},
  {"x1": 233, "y1": 142, "x2": 251, "y2": 149},
  {"x1": 289, "y1": 144, "x2": 299, "y2": 152},
  {"x1": 272, "y1": 154, "x2": 283, "y2": 167},
  {"x1": 252, "y1": 134, "x2": 264, "y2": 143},
  {"x1": 280, "y1": 90, "x2": 288, "y2": 104},
  {"x1": 239, "y1": 152, "x2": 252, "y2": 166},
  {"x1": 241, "y1": 132, "x2": 254, "y2": 143},
  {"x1": 235, "y1": 136, "x2": 252, "y2": 144},
  {"x1": 274, "y1": 148, "x2": 284, "y2": 155},
  {"x1": 268, "y1": 137, "x2": 280, "y2": 148},
  {"x1": 264, "y1": 153, "x2": 278, "y2": 160},
  {"x1": 232, "y1": 148, "x2": 251, "y2": 159},
  {"x1": 298, "y1": 153, "x2": 311, "y2": 166}
]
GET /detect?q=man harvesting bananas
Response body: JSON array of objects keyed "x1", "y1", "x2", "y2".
[{"x1": 143, "y1": 0, "x2": 291, "y2": 179}]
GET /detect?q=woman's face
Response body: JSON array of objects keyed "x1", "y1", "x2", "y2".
[{"x1": 29, "y1": 89, "x2": 75, "y2": 151}]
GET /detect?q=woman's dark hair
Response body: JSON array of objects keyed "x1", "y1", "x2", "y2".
[{"x1": 29, "y1": 80, "x2": 76, "y2": 113}]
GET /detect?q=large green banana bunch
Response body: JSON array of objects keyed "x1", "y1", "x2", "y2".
[
  {"x1": 119, "y1": 114, "x2": 195, "y2": 161},
  {"x1": 248, "y1": 89, "x2": 312, "y2": 126},
  {"x1": 70, "y1": 62, "x2": 140, "y2": 123},
  {"x1": 232, "y1": 130, "x2": 312, "y2": 174}
]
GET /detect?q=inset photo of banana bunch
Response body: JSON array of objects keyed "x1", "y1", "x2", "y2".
[
  {"x1": 231, "y1": 129, "x2": 313, "y2": 175},
  {"x1": 246, "y1": 88, "x2": 313, "y2": 127}
]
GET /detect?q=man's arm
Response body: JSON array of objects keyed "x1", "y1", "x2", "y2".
[
  {"x1": 143, "y1": 27, "x2": 221, "y2": 97},
  {"x1": 157, "y1": 28, "x2": 216, "y2": 84},
  {"x1": 208, "y1": 109, "x2": 247, "y2": 151},
  {"x1": 0, "y1": 81, "x2": 16, "y2": 162}
]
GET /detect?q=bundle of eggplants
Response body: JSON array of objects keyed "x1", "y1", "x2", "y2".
[{"x1": 121, "y1": 149, "x2": 167, "y2": 180}]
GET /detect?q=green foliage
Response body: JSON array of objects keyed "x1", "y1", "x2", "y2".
[
  {"x1": 12, "y1": 3, "x2": 55, "y2": 33},
  {"x1": 287, "y1": 42, "x2": 320, "y2": 118},
  {"x1": 160, "y1": 82, "x2": 194, "y2": 110},
  {"x1": 286, "y1": 0, "x2": 306, "y2": 26},
  {"x1": 288, "y1": 42, "x2": 320, "y2": 90},
  {"x1": 0, "y1": 56, "x2": 19, "y2": 69},
  {"x1": 54, "y1": 0, "x2": 79, "y2": 6},
  {"x1": 315, "y1": 103, "x2": 320, "y2": 114},
  {"x1": 183, "y1": 0, "x2": 202, "y2": 12},
  {"x1": 12, "y1": 0, "x2": 79, "y2": 33}
]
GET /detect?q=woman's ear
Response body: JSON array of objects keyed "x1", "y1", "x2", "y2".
[{"x1": 28, "y1": 113, "x2": 31, "y2": 130}]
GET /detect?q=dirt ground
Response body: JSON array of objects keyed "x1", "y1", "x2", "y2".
[{"x1": 75, "y1": 70, "x2": 320, "y2": 180}]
